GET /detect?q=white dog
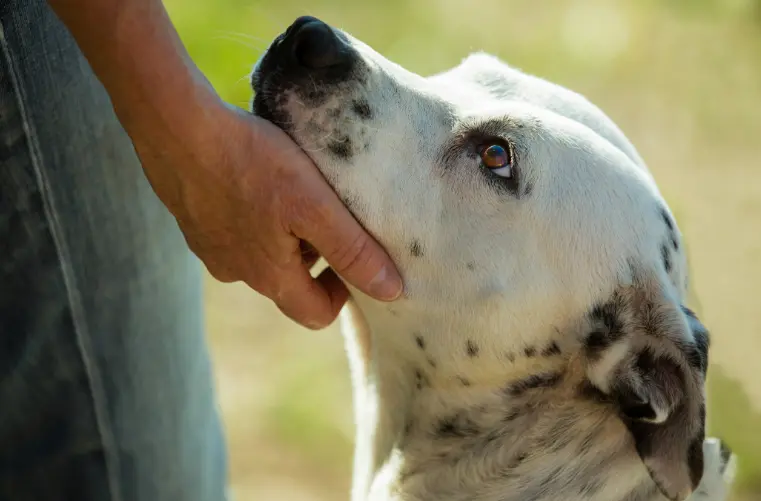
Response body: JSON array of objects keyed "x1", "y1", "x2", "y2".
[{"x1": 251, "y1": 16, "x2": 737, "y2": 501}]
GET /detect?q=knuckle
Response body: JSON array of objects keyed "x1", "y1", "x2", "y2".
[
  {"x1": 328, "y1": 231, "x2": 374, "y2": 275},
  {"x1": 286, "y1": 192, "x2": 332, "y2": 234}
]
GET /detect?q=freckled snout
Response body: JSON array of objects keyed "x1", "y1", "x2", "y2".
[{"x1": 252, "y1": 16, "x2": 364, "y2": 126}]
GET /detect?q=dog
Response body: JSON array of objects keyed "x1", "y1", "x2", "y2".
[{"x1": 251, "y1": 16, "x2": 737, "y2": 501}]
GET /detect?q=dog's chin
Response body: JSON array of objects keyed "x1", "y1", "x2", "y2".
[{"x1": 251, "y1": 90, "x2": 273, "y2": 122}]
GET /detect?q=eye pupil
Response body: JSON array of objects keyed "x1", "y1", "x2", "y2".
[{"x1": 481, "y1": 144, "x2": 510, "y2": 169}]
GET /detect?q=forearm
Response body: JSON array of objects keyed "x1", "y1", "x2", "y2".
[{"x1": 48, "y1": 0, "x2": 223, "y2": 143}]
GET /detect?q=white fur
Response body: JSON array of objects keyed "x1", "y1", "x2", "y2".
[{"x1": 252, "y1": 23, "x2": 735, "y2": 501}]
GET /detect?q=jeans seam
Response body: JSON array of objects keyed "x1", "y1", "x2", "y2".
[{"x1": 0, "y1": 22, "x2": 123, "y2": 501}]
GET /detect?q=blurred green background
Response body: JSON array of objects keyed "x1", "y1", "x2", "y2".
[{"x1": 163, "y1": 0, "x2": 761, "y2": 499}]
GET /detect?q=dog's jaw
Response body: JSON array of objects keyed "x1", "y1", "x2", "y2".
[
  {"x1": 341, "y1": 294, "x2": 734, "y2": 501},
  {"x1": 341, "y1": 293, "x2": 580, "y2": 501},
  {"x1": 251, "y1": 17, "x2": 734, "y2": 501}
]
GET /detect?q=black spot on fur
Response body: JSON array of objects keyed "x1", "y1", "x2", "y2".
[
  {"x1": 542, "y1": 341, "x2": 561, "y2": 357},
  {"x1": 660, "y1": 207, "x2": 675, "y2": 231},
  {"x1": 681, "y1": 305, "x2": 697, "y2": 319},
  {"x1": 466, "y1": 262, "x2": 475, "y2": 271},
  {"x1": 511, "y1": 451, "x2": 529, "y2": 467},
  {"x1": 585, "y1": 330, "x2": 610, "y2": 352},
  {"x1": 504, "y1": 352, "x2": 516, "y2": 363},
  {"x1": 351, "y1": 99, "x2": 373, "y2": 119},
  {"x1": 660, "y1": 207, "x2": 680, "y2": 250},
  {"x1": 302, "y1": 86, "x2": 330, "y2": 106},
  {"x1": 681, "y1": 305, "x2": 710, "y2": 374},
  {"x1": 466, "y1": 340, "x2": 479, "y2": 357},
  {"x1": 503, "y1": 409, "x2": 520, "y2": 422},
  {"x1": 404, "y1": 418, "x2": 414, "y2": 436},
  {"x1": 414, "y1": 369, "x2": 428, "y2": 390},
  {"x1": 435, "y1": 413, "x2": 479, "y2": 438},
  {"x1": 634, "y1": 348, "x2": 660, "y2": 376},
  {"x1": 410, "y1": 240, "x2": 423, "y2": 257},
  {"x1": 427, "y1": 357, "x2": 437, "y2": 369},
  {"x1": 585, "y1": 296, "x2": 626, "y2": 357},
  {"x1": 415, "y1": 334, "x2": 425, "y2": 350},
  {"x1": 506, "y1": 372, "x2": 563, "y2": 397},
  {"x1": 661, "y1": 243, "x2": 672, "y2": 272},
  {"x1": 524, "y1": 346, "x2": 536, "y2": 357},
  {"x1": 523, "y1": 181, "x2": 533, "y2": 197},
  {"x1": 578, "y1": 381, "x2": 611, "y2": 404},
  {"x1": 457, "y1": 376, "x2": 471, "y2": 387},
  {"x1": 328, "y1": 136, "x2": 353, "y2": 159}
]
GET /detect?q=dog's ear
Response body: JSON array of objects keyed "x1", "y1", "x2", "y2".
[{"x1": 582, "y1": 280, "x2": 709, "y2": 501}]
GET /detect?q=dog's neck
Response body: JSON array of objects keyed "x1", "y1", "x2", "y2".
[{"x1": 342, "y1": 294, "x2": 578, "y2": 501}]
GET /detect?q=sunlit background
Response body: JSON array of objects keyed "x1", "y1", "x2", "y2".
[{"x1": 163, "y1": 0, "x2": 761, "y2": 499}]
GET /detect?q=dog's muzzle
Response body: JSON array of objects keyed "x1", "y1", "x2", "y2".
[
  {"x1": 252, "y1": 16, "x2": 357, "y2": 94},
  {"x1": 286, "y1": 16, "x2": 353, "y2": 70}
]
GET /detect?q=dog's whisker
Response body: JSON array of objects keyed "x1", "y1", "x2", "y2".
[
  {"x1": 236, "y1": 73, "x2": 253, "y2": 86},
  {"x1": 213, "y1": 30, "x2": 272, "y2": 44},
  {"x1": 209, "y1": 34, "x2": 267, "y2": 52}
]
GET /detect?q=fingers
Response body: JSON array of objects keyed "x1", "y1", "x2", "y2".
[
  {"x1": 300, "y1": 240, "x2": 321, "y2": 270},
  {"x1": 292, "y1": 200, "x2": 403, "y2": 302},
  {"x1": 247, "y1": 115, "x2": 403, "y2": 303},
  {"x1": 315, "y1": 266, "x2": 351, "y2": 312},
  {"x1": 270, "y1": 263, "x2": 348, "y2": 330},
  {"x1": 179, "y1": 227, "x2": 239, "y2": 283}
]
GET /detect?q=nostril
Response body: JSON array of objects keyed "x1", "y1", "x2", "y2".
[{"x1": 291, "y1": 20, "x2": 347, "y2": 69}]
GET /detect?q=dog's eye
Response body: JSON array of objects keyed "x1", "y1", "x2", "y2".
[{"x1": 479, "y1": 143, "x2": 513, "y2": 178}]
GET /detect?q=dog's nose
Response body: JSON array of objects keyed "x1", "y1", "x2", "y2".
[{"x1": 285, "y1": 16, "x2": 351, "y2": 69}]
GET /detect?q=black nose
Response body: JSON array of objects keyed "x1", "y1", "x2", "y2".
[{"x1": 285, "y1": 16, "x2": 351, "y2": 69}]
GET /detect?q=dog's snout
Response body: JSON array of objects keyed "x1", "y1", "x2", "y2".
[{"x1": 285, "y1": 16, "x2": 351, "y2": 70}]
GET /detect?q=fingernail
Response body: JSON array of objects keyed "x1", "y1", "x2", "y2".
[{"x1": 369, "y1": 266, "x2": 403, "y2": 301}]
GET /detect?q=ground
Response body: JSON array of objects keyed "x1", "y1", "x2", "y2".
[{"x1": 167, "y1": 1, "x2": 761, "y2": 499}]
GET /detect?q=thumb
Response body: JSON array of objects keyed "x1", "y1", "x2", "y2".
[{"x1": 294, "y1": 202, "x2": 403, "y2": 302}]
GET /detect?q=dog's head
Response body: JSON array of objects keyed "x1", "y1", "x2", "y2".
[{"x1": 252, "y1": 16, "x2": 715, "y2": 500}]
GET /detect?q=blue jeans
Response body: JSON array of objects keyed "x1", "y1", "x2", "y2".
[{"x1": 0, "y1": 1, "x2": 228, "y2": 499}]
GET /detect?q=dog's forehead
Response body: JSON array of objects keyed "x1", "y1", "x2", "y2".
[{"x1": 424, "y1": 53, "x2": 645, "y2": 169}]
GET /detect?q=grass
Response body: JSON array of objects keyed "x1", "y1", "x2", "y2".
[{"x1": 167, "y1": 1, "x2": 761, "y2": 499}]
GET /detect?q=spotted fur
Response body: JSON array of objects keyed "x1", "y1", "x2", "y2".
[{"x1": 252, "y1": 16, "x2": 735, "y2": 501}]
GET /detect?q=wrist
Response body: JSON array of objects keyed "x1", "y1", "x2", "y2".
[
  {"x1": 104, "y1": 2, "x2": 222, "y2": 137},
  {"x1": 51, "y1": 0, "x2": 224, "y2": 142}
]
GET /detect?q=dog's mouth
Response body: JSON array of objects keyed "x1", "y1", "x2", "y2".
[{"x1": 250, "y1": 16, "x2": 362, "y2": 133}]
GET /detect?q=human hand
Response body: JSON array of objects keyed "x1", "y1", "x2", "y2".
[
  {"x1": 126, "y1": 99, "x2": 403, "y2": 329},
  {"x1": 48, "y1": 0, "x2": 403, "y2": 328}
]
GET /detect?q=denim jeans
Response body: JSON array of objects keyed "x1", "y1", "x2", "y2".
[{"x1": 0, "y1": 1, "x2": 228, "y2": 499}]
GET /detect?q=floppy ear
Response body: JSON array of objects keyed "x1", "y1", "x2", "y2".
[{"x1": 582, "y1": 280, "x2": 710, "y2": 501}]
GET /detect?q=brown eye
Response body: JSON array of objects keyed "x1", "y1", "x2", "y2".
[{"x1": 479, "y1": 143, "x2": 513, "y2": 178}]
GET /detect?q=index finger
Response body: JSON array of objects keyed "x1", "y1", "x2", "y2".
[{"x1": 288, "y1": 186, "x2": 403, "y2": 302}]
